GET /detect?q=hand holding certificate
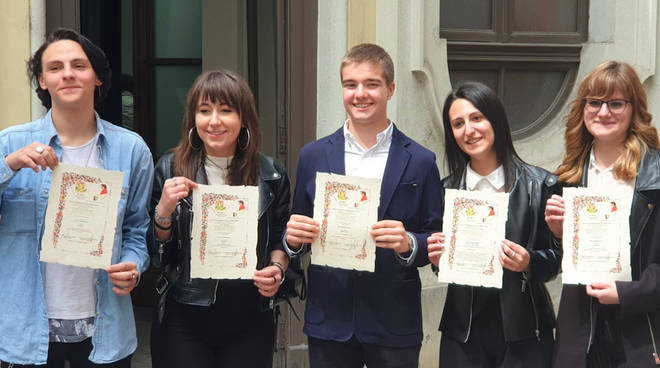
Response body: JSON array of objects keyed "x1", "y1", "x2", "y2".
[
  {"x1": 311, "y1": 173, "x2": 381, "y2": 272},
  {"x1": 190, "y1": 183, "x2": 259, "y2": 279},
  {"x1": 562, "y1": 187, "x2": 633, "y2": 284},
  {"x1": 40, "y1": 164, "x2": 124, "y2": 269},
  {"x1": 438, "y1": 189, "x2": 509, "y2": 288}
]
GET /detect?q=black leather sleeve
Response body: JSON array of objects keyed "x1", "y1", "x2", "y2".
[
  {"x1": 147, "y1": 154, "x2": 179, "y2": 269},
  {"x1": 527, "y1": 173, "x2": 562, "y2": 283},
  {"x1": 268, "y1": 159, "x2": 291, "y2": 254}
]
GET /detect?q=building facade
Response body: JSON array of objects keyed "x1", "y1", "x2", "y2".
[{"x1": 2, "y1": 1, "x2": 660, "y2": 367}]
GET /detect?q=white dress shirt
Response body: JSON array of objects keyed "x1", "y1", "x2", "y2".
[
  {"x1": 586, "y1": 149, "x2": 635, "y2": 193},
  {"x1": 465, "y1": 163, "x2": 505, "y2": 193},
  {"x1": 343, "y1": 121, "x2": 392, "y2": 179}
]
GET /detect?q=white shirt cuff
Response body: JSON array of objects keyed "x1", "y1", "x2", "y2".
[
  {"x1": 282, "y1": 230, "x2": 307, "y2": 258},
  {"x1": 395, "y1": 232, "x2": 418, "y2": 266}
]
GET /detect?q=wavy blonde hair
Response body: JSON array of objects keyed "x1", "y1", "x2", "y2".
[{"x1": 555, "y1": 61, "x2": 659, "y2": 184}]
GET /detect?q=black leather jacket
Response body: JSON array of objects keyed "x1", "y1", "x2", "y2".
[
  {"x1": 554, "y1": 149, "x2": 660, "y2": 367},
  {"x1": 147, "y1": 152, "x2": 291, "y2": 322},
  {"x1": 439, "y1": 159, "x2": 561, "y2": 343}
]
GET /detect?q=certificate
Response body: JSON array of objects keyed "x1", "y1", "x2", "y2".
[
  {"x1": 40, "y1": 164, "x2": 124, "y2": 269},
  {"x1": 311, "y1": 172, "x2": 381, "y2": 272},
  {"x1": 562, "y1": 187, "x2": 632, "y2": 284},
  {"x1": 438, "y1": 189, "x2": 509, "y2": 288},
  {"x1": 190, "y1": 184, "x2": 258, "y2": 279}
]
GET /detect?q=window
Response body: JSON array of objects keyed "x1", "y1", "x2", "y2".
[{"x1": 441, "y1": 0, "x2": 588, "y2": 138}]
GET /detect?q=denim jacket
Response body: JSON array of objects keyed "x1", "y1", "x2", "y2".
[{"x1": 0, "y1": 111, "x2": 153, "y2": 365}]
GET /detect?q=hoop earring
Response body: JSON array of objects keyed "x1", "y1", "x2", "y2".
[
  {"x1": 188, "y1": 127, "x2": 202, "y2": 150},
  {"x1": 239, "y1": 128, "x2": 250, "y2": 151}
]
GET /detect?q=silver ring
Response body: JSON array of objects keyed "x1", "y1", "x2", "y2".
[
  {"x1": 35, "y1": 146, "x2": 44, "y2": 154},
  {"x1": 510, "y1": 251, "x2": 516, "y2": 258},
  {"x1": 131, "y1": 272, "x2": 136, "y2": 280}
]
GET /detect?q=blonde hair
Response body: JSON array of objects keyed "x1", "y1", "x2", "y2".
[
  {"x1": 555, "y1": 61, "x2": 659, "y2": 183},
  {"x1": 340, "y1": 43, "x2": 394, "y2": 85}
]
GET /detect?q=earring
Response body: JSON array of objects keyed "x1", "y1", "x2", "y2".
[
  {"x1": 95, "y1": 85, "x2": 104, "y2": 99},
  {"x1": 188, "y1": 127, "x2": 202, "y2": 150},
  {"x1": 239, "y1": 128, "x2": 250, "y2": 150}
]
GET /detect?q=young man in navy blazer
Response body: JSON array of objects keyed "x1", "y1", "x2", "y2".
[{"x1": 285, "y1": 43, "x2": 443, "y2": 367}]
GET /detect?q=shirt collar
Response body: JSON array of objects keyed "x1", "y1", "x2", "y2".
[
  {"x1": 465, "y1": 163, "x2": 505, "y2": 191},
  {"x1": 342, "y1": 120, "x2": 393, "y2": 151},
  {"x1": 43, "y1": 109, "x2": 105, "y2": 147},
  {"x1": 588, "y1": 147, "x2": 614, "y2": 174}
]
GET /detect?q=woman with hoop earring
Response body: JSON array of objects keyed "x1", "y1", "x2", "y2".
[{"x1": 148, "y1": 70, "x2": 291, "y2": 367}]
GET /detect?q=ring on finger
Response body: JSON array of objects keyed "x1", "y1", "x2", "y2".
[
  {"x1": 35, "y1": 146, "x2": 45, "y2": 154},
  {"x1": 510, "y1": 250, "x2": 516, "y2": 258}
]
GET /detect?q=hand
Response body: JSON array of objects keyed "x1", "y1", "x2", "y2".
[
  {"x1": 370, "y1": 220, "x2": 410, "y2": 254},
  {"x1": 499, "y1": 239, "x2": 530, "y2": 272},
  {"x1": 286, "y1": 214, "x2": 319, "y2": 250},
  {"x1": 253, "y1": 265, "x2": 283, "y2": 297},
  {"x1": 545, "y1": 194, "x2": 565, "y2": 238},
  {"x1": 107, "y1": 262, "x2": 139, "y2": 296},
  {"x1": 157, "y1": 176, "x2": 197, "y2": 218},
  {"x1": 5, "y1": 142, "x2": 58, "y2": 172},
  {"x1": 427, "y1": 232, "x2": 445, "y2": 267},
  {"x1": 586, "y1": 282, "x2": 620, "y2": 304}
]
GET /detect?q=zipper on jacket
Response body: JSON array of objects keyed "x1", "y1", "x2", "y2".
[
  {"x1": 641, "y1": 203, "x2": 659, "y2": 364},
  {"x1": 646, "y1": 314, "x2": 660, "y2": 365},
  {"x1": 523, "y1": 272, "x2": 541, "y2": 341},
  {"x1": 464, "y1": 287, "x2": 474, "y2": 343},
  {"x1": 212, "y1": 279, "x2": 220, "y2": 304},
  {"x1": 587, "y1": 297, "x2": 594, "y2": 353},
  {"x1": 158, "y1": 242, "x2": 164, "y2": 264}
]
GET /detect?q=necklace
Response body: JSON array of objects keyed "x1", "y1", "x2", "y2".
[{"x1": 205, "y1": 155, "x2": 232, "y2": 170}]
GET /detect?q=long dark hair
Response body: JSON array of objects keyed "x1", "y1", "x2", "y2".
[
  {"x1": 442, "y1": 81, "x2": 521, "y2": 191},
  {"x1": 27, "y1": 28, "x2": 112, "y2": 109},
  {"x1": 172, "y1": 70, "x2": 262, "y2": 185}
]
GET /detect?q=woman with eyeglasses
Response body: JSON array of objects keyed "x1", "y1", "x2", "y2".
[
  {"x1": 427, "y1": 81, "x2": 560, "y2": 367},
  {"x1": 546, "y1": 61, "x2": 660, "y2": 367},
  {"x1": 147, "y1": 70, "x2": 291, "y2": 367}
]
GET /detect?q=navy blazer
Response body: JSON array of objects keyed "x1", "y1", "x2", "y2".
[{"x1": 292, "y1": 125, "x2": 443, "y2": 347}]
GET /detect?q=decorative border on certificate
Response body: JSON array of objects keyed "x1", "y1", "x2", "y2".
[
  {"x1": 190, "y1": 184, "x2": 258, "y2": 279},
  {"x1": 41, "y1": 164, "x2": 124, "y2": 269},
  {"x1": 562, "y1": 187, "x2": 632, "y2": 284},
  {"x1": 438, "y1": 189, "x2": 509, "y2": 288},
  {"x1": 311, "y1": 172, "x2": 381, "y2": 272}
]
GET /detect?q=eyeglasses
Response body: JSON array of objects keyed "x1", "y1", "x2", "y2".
[{"x1": 584, "y1": 98, "x2": 630, "y2": 114}]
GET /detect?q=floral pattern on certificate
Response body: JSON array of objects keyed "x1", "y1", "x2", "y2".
[
  {"x1": 318, "y1": 181, "x2": 363, "y2": 255},
  {"x1": 199, "y1": 193, "x2": 240, "y2": 265},
  {"x1": 190, "y1": 184, "x2": 258, "y2": 279},
  {"x1": 311, "y1": 173, "x2": 381, "y2": 272},
  {"x1": 52, "y1": 172, "x2": 109, "y2": 257},
  {"x1": 40, "y1": 164, "x2": 123, "y2": 269},
  {"x1": 570, "y1": 195, "x2": 609, "y2": 270},
  {"x1": 438, "y1": 189, "x2": 508, "y2": 289},
  {"x1": 448, "y1": 197, "x2": 489, "y2": 270},
  {"x1": 562, "y1": 187, "x2": 632, "y2": 284}
]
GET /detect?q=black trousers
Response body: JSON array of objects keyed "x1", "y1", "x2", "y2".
[
  {"x1": 439, "y1": 297, "x2": 553, "y2": 368},
  {"x1": 150, "y1": 283, "x2": 275, "y2": 368},
  {"x1": 308, "y1": 335, "x2": 421, "y2": 368},
  {"x1": 0, "y1": 338, "x2": 132, "y2": 368}
]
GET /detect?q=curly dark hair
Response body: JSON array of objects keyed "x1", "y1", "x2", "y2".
[{"x1": 27, "y1": 28, "x2": 112, "y2": 109}]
